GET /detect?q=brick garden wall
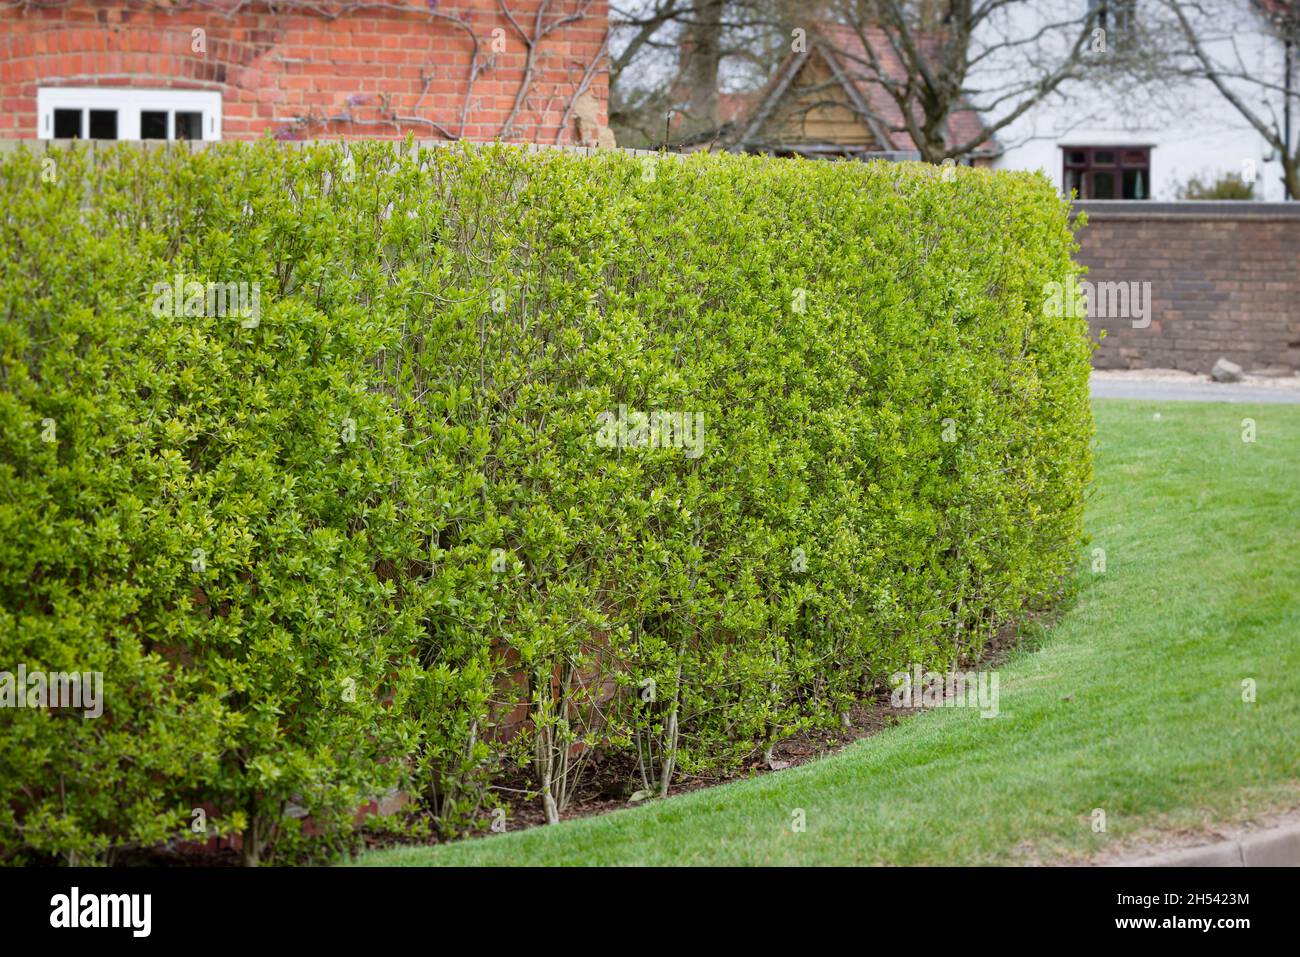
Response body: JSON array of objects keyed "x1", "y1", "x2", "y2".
[
  {"x1": 1075, "y1": 201, "x2": 1300, "y2": 374},
  {"x1": 0, "y1": 0, "x2": 611, "y2": 144}
]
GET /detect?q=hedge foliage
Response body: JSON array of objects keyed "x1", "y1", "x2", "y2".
[{"x1": 0, "y1": 140, "x2": 1092, "y2": 864}]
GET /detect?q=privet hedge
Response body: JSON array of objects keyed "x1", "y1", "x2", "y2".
[{"x1": 0, "y1": 141, "x2": 1092, "y2": 864}]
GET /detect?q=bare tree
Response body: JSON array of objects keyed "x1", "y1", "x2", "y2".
[
  {"x1": 1158, "y1": 0, "x2": 1299, "y2": 198},
  {"x1": 807, "y1": 0, "x2": 1108, "y2": 162},
  {"x1": 610, "y1": 0, "x2": 787, "y2": 145}
]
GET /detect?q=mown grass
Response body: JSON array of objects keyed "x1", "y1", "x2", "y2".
[{"x1": 356, "y1": 400, "x2": 1300, "y2": 865}]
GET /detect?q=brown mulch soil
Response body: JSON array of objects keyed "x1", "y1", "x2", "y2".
[
  {"x1": 119, "y1": 609, "x2": 1050, "y2": 865},
  {"x1": 358, "y1": 613, "x2": 1043, "y2": 854}
]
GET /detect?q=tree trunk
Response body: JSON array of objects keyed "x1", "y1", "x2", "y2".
[
  {"x1": 241, "y1": 816, "x2": 263, "y2": 867},
  {"x1": 681, "y1": 0, "x2": 725, "y2": 135}
]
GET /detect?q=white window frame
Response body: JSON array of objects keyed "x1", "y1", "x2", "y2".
[{"x1": 37, "y1": 87, "x2": 222, "y2": 141}]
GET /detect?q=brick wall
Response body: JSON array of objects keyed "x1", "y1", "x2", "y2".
[
  {"x1": 1075, "y1": 201, "x2": 1300, "y2": 374},
  {"x1": 0, "y1": 0, "x2": 610, "y2": 144}
]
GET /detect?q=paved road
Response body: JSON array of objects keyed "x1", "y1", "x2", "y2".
[{"x1": 1091, "y1": 379, "x2": 1300, "y2": 404}]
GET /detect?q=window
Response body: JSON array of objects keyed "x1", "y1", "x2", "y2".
[
  {"x1": 140, "y1": 111, "x2": 169, "y2": 140},
  {"x1": 38, "y1": 88, "x2": 222, "y2": 141},
  {"x1": 1088, "y1": 0, "x2": 1137, "y2": 34},
  {"x1": 175, "y1": 112, "x2": 204, "y2": 141},
  {"x1": 88, "y1": 110, "x2": 118, "y2": 140},
  {"x1": 1063, "y1": 146, "x2": 1151, "y2": 199},
  {"x1": 1087, "y1": 0, "x2": 1137, "y2": 51},
  {"x1": 53, "y1": 109, "x2": 81, "y2": 139}
]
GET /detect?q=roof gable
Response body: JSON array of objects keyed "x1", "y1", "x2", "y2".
[
  {"x1": 739, "y1": 44, "x2": 896, "y2": 152},
  {"x1": 737, "y1": 25, "x2": 993, "y2": 157}
]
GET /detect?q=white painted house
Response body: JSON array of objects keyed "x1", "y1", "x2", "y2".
[{"x1": 987, "y1": 1, "x2": 1295, "y2": 201}]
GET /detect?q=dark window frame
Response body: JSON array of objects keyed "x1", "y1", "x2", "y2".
[{"x1": 1063, "y1": 145, "x2": 1152, "y2": 199}]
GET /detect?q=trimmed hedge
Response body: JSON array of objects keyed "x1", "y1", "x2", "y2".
[{"x1": 0, "y1": 141, "x2": 1092, "y2": 864}]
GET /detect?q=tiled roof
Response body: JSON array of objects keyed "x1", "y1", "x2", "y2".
[{"x1": 739, "y1": 22, "x2": 994, "y2": 154}]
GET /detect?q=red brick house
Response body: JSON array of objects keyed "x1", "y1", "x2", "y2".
[{"x1": 0, "y1": 0, "x2": 612, "y2": 145}]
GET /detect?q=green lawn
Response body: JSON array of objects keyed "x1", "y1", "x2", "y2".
[{"x1": 357, "y1": 400, "x2": 1300, "y2": 866}]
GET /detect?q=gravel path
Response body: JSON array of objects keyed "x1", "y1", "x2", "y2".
[{"x1": 1091, "y1": 369, "x2": 1300, "y2": 404}]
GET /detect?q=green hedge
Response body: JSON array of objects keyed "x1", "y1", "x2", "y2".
[{"x1": 0, "y1": 141, "x2": 1092, "y2": 864}]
